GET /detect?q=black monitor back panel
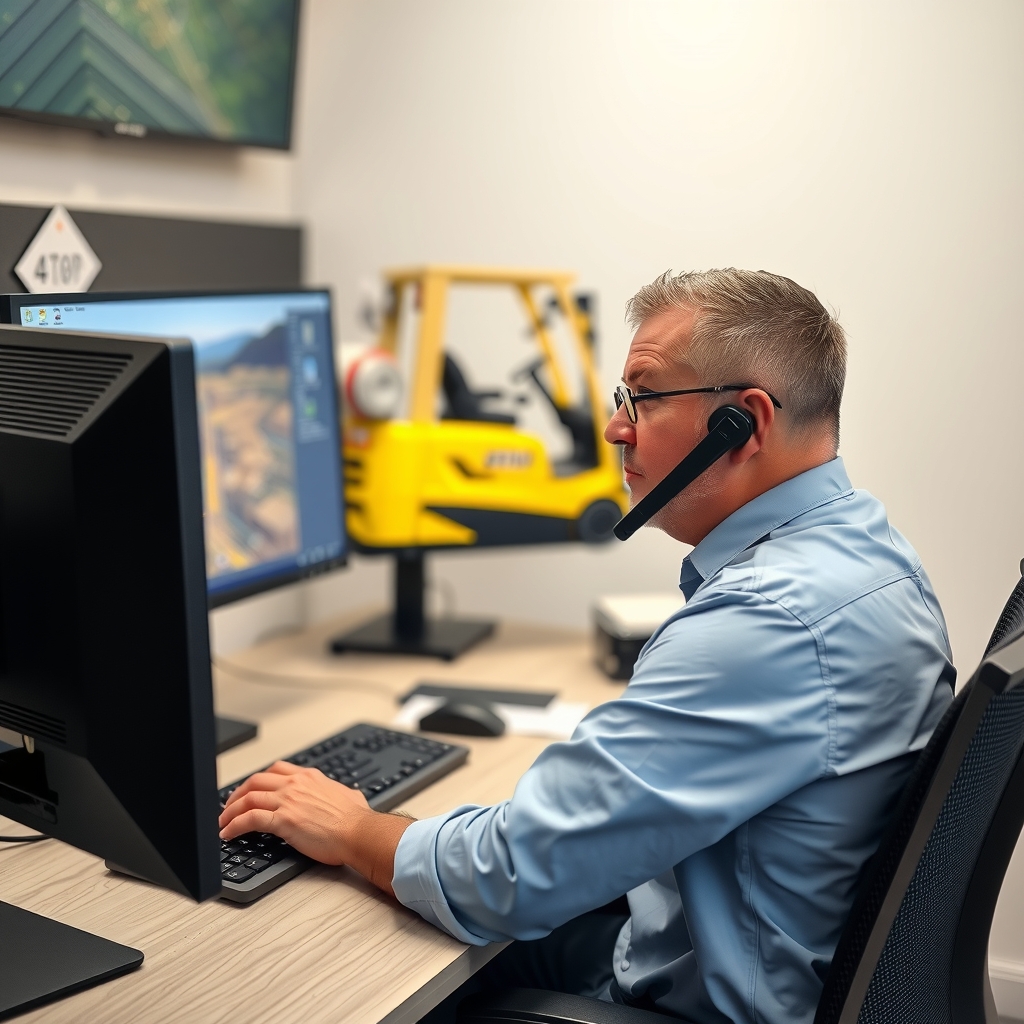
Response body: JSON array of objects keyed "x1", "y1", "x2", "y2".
[
  {"x1": 0, "y1": 203, "x2": 301, "y2": 294},
  {"x1": 0, "y1": 326, "x2": 221, "y2": 902}
]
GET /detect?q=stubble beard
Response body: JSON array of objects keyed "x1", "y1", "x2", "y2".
[
  {"x1": 629, "y1": 412, "x2": 722, "y2": 539},
  {"x1": 646, "y1": 458, "x2": 723, "y2": 537}
]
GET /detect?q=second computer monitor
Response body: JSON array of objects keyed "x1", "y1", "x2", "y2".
[{"x1": 3, "y1": 290, "x2": 347, "y2": 606}]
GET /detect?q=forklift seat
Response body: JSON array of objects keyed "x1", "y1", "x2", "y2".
[{"x1": 441, "y1": 353, "x2": 516, "y2": 425}]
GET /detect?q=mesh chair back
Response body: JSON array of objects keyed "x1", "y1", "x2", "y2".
[
  {"x1": 985, "y1": 573, "x2": 1024, "y2": 657},
  {"x1": 815, "y1": 577, "x2": 1024, "y2": 1024},
  {"x1": 854, "y1": 685, "x2": 1024, "y2": 1024}
]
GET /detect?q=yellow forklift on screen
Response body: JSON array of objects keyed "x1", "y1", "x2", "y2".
[
  {"x1": 341, "y1": 265, "x2": 627, "y2": 551},
  {"x1": 330, "y1": 265, "x2": 628, "y2": 660}
]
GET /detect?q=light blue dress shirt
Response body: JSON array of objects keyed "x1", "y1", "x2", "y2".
[{"x1": 393, "y1": 458, "x2": 955, "y2": 1024}]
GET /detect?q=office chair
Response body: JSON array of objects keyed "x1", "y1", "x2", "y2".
[{"x1": 459, "y1": 570, "x2": 1024, "y2": 1024}]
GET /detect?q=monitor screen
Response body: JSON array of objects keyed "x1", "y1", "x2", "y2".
[
  {"x1": 0, "y1": 1, "x2": 300, "y2": 149},
  {"x1": 6, "y1": 290, "x2": 346, "y2": 606}
]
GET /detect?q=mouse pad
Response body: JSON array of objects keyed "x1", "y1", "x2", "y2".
[
  {"x1": 399, "y1": 682, "x2": 556, "y2": 707},
  {"x1": 394, "y1": 688, "x2": 589, "y2": 740}
]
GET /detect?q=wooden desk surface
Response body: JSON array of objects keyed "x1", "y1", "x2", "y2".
[{"x1": 0, "y1": 614, "x2": 623, "y2": 1024}]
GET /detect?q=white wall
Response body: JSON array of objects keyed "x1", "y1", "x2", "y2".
[
  {"x1": 294, "y1": 0, "x2": 1024, "y2": 672},
  {"x1": 0, "y1": 113, "x2": 294, "y2": 220},
  {"x1": 4, "y1": 0, "x2": 1024, "y2": 994}
]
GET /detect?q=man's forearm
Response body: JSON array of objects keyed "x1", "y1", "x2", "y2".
[
  {"x1": 345, "y1": 809, "x2": 417, "y2": 897},
  {"x1": 218, "y1": 762, "x2": 418, "y2": 891}
]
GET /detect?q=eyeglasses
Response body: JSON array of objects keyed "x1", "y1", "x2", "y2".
[{"x1": 613, "y1": 383, "x2": 782, "y2": 424}]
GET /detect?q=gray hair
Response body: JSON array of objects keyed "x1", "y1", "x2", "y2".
[{"x1": 625, "y1": 269, "x2": 846, "y2": 444}]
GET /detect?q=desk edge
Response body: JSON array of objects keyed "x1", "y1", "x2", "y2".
[{"x1": 378, "y1": 941, "x2": 511, "y2": 1024}]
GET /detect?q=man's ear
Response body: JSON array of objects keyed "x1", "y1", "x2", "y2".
[{"x1": 728, "y1": 389, "x2": 776, "y2": 464}]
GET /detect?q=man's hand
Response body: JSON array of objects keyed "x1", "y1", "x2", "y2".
[{"x1": 218, "y1": 762, "x2": 415, "y2": 896}]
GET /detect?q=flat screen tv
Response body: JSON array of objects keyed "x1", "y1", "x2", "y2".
[{"x1": 0, "y1": 0, "x2": 300, "y2": 149}]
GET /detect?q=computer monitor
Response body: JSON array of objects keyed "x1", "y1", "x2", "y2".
[
  {"x1": 0, "y1": 1, "x2": 301, "y2": 150},
  {"x1": 0, "y1": 325, "x2": 221, "y2": 934},
  {"x1": 1, "y1": 290, "x2": 347, "y2": 608}
]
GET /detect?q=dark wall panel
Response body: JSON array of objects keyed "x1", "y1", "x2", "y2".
[{"x1": 0, "y1": 203, "x2": 302, "y2": 294}]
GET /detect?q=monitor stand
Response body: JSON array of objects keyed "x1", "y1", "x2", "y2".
[
  {"x1": 329, "y1": 550, "x2": 495, "y2": 661},
  {"x1": 0, "y1": 901, "x2": 143, "y2": 1018}
]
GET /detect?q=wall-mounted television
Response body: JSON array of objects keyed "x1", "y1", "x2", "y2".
[{"x1": 0, "y1": 0, "x2": 300, "y2": 150}]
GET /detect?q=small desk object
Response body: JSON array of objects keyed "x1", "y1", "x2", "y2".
[
  {"x1": 0, "y1": 615, "x2": 622, "y2": 1024},
  {"x1": 0, "y1": 902, "x2": 142, "y2": 1021}
]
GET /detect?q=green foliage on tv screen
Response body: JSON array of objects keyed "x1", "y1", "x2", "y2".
[{"x1": 0, "y1": 0, "x2": 298, "y2": 147}]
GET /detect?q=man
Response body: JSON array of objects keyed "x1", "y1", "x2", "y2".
[{"x1": 220, "y1": 269, "x2": 954, "y2": 1024}]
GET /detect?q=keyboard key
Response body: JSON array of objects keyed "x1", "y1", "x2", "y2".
[{"x1": 217, "y1": 723, "x2": 468, "y2": 900}]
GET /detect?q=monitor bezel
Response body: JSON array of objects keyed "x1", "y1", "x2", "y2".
[
  {"x1": 0, "y1": 286, "x2": 348, "y2": 609},
  {"x1": 0, "y1": 1, "x2": 301, "y2": 152}
]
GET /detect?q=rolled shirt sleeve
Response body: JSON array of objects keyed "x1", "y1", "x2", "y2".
[{"x1": 393, "y1": 593, "x2": 833, "y2": 945}]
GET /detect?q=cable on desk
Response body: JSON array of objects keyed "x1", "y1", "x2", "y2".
[
  {"x1": 211, "y1": 656, "x2": 401, "y2": 697},
  {"x1": 0, "y1": 834, "x2": 49, "y2": 843}
]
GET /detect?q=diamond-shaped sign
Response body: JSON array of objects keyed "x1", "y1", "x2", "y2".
[{"x1": 14, "y1": 205, "x2": 102, "y2": 293}]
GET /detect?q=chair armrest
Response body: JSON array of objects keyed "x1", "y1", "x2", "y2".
[{"x1": 457, "y1": 988, "x2": 674, "y2": 1024}]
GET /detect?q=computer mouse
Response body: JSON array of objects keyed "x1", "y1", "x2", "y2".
[{"x1": 419, "y1": 700, "x2": 506, "y2": 738}]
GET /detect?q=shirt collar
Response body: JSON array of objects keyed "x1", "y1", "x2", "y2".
[
  {"x1": 681, "y1": 457, "x2": 853, "y2": 594},
  {"x1": 679, "y1": 558, "x2": 704, "y2": 601}
]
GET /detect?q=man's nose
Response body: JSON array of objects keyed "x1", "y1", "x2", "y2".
[{"x1": 604, "y1": 403, "x2": 636, "y2": 446}]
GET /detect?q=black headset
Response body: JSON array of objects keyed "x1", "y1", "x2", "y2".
[{"x1": 613, "y1": 405, "x2": 755, "y2": 541}]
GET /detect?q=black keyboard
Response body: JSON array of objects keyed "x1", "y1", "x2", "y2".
[{"x1": 218, "y1": 723, "x2": 468, "y2": 903}]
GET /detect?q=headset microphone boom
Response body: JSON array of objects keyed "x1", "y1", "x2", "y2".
[{"x1": 612, "y1": 405, "x2": 756, "y2": 541}]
